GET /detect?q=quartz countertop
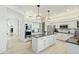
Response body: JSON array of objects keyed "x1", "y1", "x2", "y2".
[
  {"x1": 32, "y1": 34, "x2": 47, "y2": 38},
  {"x1": 32, "y1": 33, "x2": 55, "y2": 38}
]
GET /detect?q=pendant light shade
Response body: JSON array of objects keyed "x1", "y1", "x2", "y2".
[
  {"x1": 47, "y1": 10, "x2": 51, "y2": 20},
  {"x1": 36, "y1": 5, "x2": 41, "y2": 20}
]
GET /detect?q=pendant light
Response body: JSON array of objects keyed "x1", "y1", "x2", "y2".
[
  {"x1": 47, "y1": 10, "x2": 51, "y2": 21},
  {"x1": 36, "y1": 5, "x2": 41, "y2": 20}
]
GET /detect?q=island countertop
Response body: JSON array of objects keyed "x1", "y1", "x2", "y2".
[{"x1": 32, "y1": 34, "x2": 47, "y2": 38}]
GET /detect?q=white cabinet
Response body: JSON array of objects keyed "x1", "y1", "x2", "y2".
[
  {"x1": 47, "y1": 36, "x2": 53, "y2": 46},
  {"x1": 32, "y1": 35, "x2": 56, "y2": 53},
  {"x1": 66, "y1": 43, "x2": 79, "y2": 54},
  {"x1": 56, "y1": 33, "x2": 73, "y2": 41},
  {"x1": 38, "y1": 37, "x2": 45, "y2": 52},
  {"x1": 36, "y1": 37, "x2": 48, "y2": 53},
  {"x1": 47, "y1": 36, "x2": 51, "y2": 44},
  {"x1": 43, "y1": 37, "x2": 48, "y2": 49}
]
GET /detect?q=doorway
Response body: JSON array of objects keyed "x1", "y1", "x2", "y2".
[{"x1": 7, "y1": 19, "x2": 19, "y2": 40}]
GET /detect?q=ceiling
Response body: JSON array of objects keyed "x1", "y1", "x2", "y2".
[{"x1": 7, "y1": 5, "x2": 79, "y2": 16}]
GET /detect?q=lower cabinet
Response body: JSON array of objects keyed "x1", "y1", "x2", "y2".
[
  {"x1": 32, "y1": 35, "x2": 56, "y2": 53},
  {"x1": 38, "y1": 38, "x2": 45, "y2": 52},
  {"x1": 47, "y1": 35, "x2": 56, "y2": 46},
  {"x1": 47, "y1": 36, "x2": 51, "y2": 45},
  {"x1": 56, "y1": 33, "x2": 73, "y2": 41}
]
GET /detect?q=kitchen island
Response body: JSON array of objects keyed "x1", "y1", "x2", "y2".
[{"x1": 32, "y1": 35, "x2": 56, "y2": 53}]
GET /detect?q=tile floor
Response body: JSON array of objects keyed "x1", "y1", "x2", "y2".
[{"x1": 4, "y1": 38, "x2": 79, "y2": 54}]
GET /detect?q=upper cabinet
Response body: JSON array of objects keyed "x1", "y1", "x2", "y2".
[{"x1": 60, "y1": 25, "x2": 68, "y2": 29}]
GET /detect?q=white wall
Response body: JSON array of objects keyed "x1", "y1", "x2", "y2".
[
  {"x1": 7, "y1": 7, "x2": 25, "y2": 40},
  {"x1": 0, "y1": 6, "x2": 26, "y2": 52},
  {"x1": 0, "y1": 6, "x2": 8, "y2": 53},
  {"x1": 0, "y1": 6, "x2": 7, "y2": 20}
]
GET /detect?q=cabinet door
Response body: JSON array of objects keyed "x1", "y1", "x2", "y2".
[
  {"x1": 32, "y1": 37, "x2": 37, "y2": 52},
  {"x1": 51, "y1": 36, "x2": 56, "y2": 44},
  {"x1": 47, "y1": 36, "x2": 52, "y2": 45},
  {"x1": 50, "y1": 36, "x2": 54, "y2": 45},
  {"x1": 38, "y1": 38, "x2": 44, "y2": 52},
  {"x1": 43, "y1": 37, "x2": 48, "y2": 48},
  {"x1": 66, "y1": 43, "x2": 79, "y2": 53},
  {"x1": 47, "y1": 35, "x2": 55, "y2": 46}
]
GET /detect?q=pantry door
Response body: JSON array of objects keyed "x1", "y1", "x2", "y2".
[{"x1": 0, "y1": 20, "x2": 8, "y2": 53}]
